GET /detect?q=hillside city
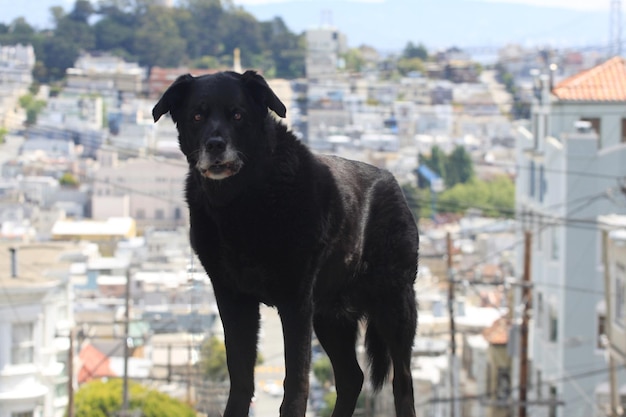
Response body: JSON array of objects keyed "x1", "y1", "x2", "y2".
[{"x1": 1, "y1": 2, "x2": 626, "y2": 417}]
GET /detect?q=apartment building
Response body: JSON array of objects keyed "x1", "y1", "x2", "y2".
[
  {"x1": 0, "y1": 242, "x2": 79, "y2": 417},
  {"x1": 515, "y1": 56, "x2": 626, "y2": 417}
]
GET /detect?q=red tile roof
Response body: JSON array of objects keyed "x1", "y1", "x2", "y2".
[
  {"x1": 78, "y1": 343, "x2": 116, "y2": 384},
  {"x1": 552, "y1": 56, "x2": 626, "y2": 102},
  {"x1": 482, "y1": 317, "x2": 509, "y2": 345}
]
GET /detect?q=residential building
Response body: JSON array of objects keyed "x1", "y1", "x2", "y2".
[
  {"x1": 91, "y1": 151, "x2": 188, "y2": 232},
  {"x1": 0, "y1": 242, "x2": 77, "y2": 417},
  {"x1": 515, "y1": 56, "x2": 626, "y2": 417},
  {"x1": 305, "y1": 27, "x2": 348, "y2": 79},
  {"x1": 51, "y1": 217, "x2": 136, "y2": 256},
  {"x1": 0, "y1": 44, "x2": 35, "y2": 130},
  {"x1": 148, "y1": 66, "x2": 212, "y2": 99},
  {"x1": 481, "y1": 318, "x2": 512, "y2": 417},
  {"x1": 65, "y1": 53, "x2": 147, "y2": 97},
  {"x1": 598, "y1": 215, "x2": 626, "y2": 415}
]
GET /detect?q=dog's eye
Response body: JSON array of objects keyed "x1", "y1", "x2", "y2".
[
  {"x1": 232, "y1": 111, "x2": 243, "y2": 121},
  {"x1": 193, "y1": 114, "x2": 203, "y2": 122}
]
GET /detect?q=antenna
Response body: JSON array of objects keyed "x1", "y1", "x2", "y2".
[
  {"x1": 320, "y1": 9, "x2": 333, "y2": 27},
  {"x1": 610, "y1": 0, "x2": 622, "y2": 57}
]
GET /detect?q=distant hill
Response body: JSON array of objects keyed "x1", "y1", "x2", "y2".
[
  {"x1": 0, "y1": 0, "x2": 611, "y2": 56},
  {"x1": 239, "y1": 0, "x2": 611, "y2": 53}
]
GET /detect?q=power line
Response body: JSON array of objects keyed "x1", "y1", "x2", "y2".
[{"x1": 416, "y1": 363, "x2": 626, "y2": 408}]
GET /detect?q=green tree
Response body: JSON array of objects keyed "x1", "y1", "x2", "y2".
[
  {"x1": 319, "y1": 392, "x2": 337, "y2": 417},
  {"x1": 437, "y1": 176, "x2": 514, "y2": 217},
  {"x1": 341, "y1": 48, "x2": 366, "y2": 73},
  {"x1": 177, "y1": 0, "x2": 225, "y2": 58},
  {"x1": 397, "y1": 57, "x2": 425, "y2": 76},
  {"x1": 200, "y1": 336, "x2": 229, "y2": 382},
  {"x1": 260, "y1": 16, "x2": 305, "y2": 78},
  {"x1": 419, "y1": 145, "x2": 447, "y2": 183},
  {"x1": 59, "y1": 172, "x2": 79, "y2": 187},
  {"x1": 419, "y1": 145, "x2": 474, "y2": 190},
  {"x1": 217, "y1": 9, "x2": 264, "y2": 63},
  {"x1": 312, "y1": 355, "x2": 333, "y2": 387},
  {"x1": 40, "y1": 34, "x2": 81, "y2": 81},
  {"x1": 19, "y1": 93, "x2": 46, "y2": 126},
  {"x1": 133, "y1": 5, "x2": 187, "y2": 67},
  {"x1": 0, "y1": 127, "x2": 7, "y2": 144},
  {"x1": 73, "y1": 379, "x2": 195, "y2": 417},
  {"x1": 445, "y1": 145, "x2": 474, "y2": 188},
  {"x1": 93, "y1": 5, "x2": 137, "y2": 55},
  {"x1": 402, "y1": 41, "x2": 428, "y2": 60},
  {"x1": 402, "y1": 184, "x2": 432, "y2": 220},
  {"x1": 1, "y1": 17, "x2": 36, "y2": 45}
]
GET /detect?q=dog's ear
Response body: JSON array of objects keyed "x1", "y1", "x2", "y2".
[
  {"x1": 152, "y1": 74, "x2": 194, "y2": 123},
  {"x1": 241, "y1": 70, "x2": 287, "y2": 118}
]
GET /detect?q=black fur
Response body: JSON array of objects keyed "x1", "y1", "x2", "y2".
[{"x1": 153, "y1": 70, "x2": 419, "y2": 417}]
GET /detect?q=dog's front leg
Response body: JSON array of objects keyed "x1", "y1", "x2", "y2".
[
  {"x1": 277, "y1": 299, "x2": 313, "y2": 417},
  {"x1": 212, "y1": 282, "x2": 260, "y2": 417}
]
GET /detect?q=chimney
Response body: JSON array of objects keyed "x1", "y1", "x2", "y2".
[
  {"x1": 9, "y1": 247, "x2": 17, "y2": 278},
  {"x1": 233, "y1": 48, "x2": 242, "y2": 74}
]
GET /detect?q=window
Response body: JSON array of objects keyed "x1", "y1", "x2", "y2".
[
  {"x1": 580, "y1": 117, "x2": 601, "y2": 147},
  {"x1": 529, "y1": 161, "x2": 535, "y2": 197},
  {"x1": 548, "y1": 386, "x2": 558, "y2": 417},
  {"x1": 55, "y1": 381, "x2": 68, "y2": 397},
  {"x1": 532, "y1": 114, "x2": 539, "y2": 148},
  {"x1": 536, "y1": 370, "x2": 543, "y2": 398},
  {"x1": 496, "y1": 367, "x2": 511, "y2": 401},
  {"x1": 621, "y1": 119, "x2": 626, "y2": 143},
  {"x1": 155, "y1": 209, "x2": 164, "y2": 220},
  {"x1": 550, "y1": 227, "x2": 559, "y2": 261},
  {"x1": 616, "y1": 263, "x2": 625, "y2": 327},
  {"x1": 11, "y1": 323, "x2": 34, "y2": 365},
  {"x1": 549, "y1": 305, "x2": 558, "y2": 342},
  {"x1": 11, "y1": 412, "x2": 34, "y2": 417},
  {"x1": 539, "y1": 164, "x2": 547, "y2": 203},
  {"x1": 597, "y1": 313, "x2": 606, "y2": 349},
  {"x1": 536, "y1": 292, "x2": 544, "y2": 329},
  {"x1": 580, "y1": 117, "x2": 601, "y2": 135},
  {"x1": 136, "y1": 209, "x2": 145, "y2": 220}
]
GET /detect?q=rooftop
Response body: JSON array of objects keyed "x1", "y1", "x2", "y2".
[
  {"x1": 552, "y1": 56, "x2": 626, "y2": 102},
  {"x1": 482, "y1": 317, "x2": 509, "y2": 345},
  {"x1": 0, "y1": 241, "x2": 78, "y2": 288},
  {"x1": 52, "y1": 217, "x2": 136, "y2": 238}
]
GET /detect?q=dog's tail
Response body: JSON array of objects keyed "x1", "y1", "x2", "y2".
[{"x1": 364, "y1": 323, "x2": 391, "y2": 391}]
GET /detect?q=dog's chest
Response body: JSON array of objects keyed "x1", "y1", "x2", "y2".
[{"x1": 204, "y1": 203, "x2": 317, "y2": 303}]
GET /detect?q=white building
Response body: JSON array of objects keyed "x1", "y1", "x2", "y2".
[
  {"x1": 0, "y1": 242, "x2": 78, "y2": 417},
  {"x1": 598, "y1": 215, "x2": 626, "y2": 415},
  {"x1": 91, "y1": 151, "x2": 188, "y2": 232},
  {"x1": 305, "y1": 27, "x2": 348, "y2": 79},
  {"x1": 515, "y1": 56, "x2": 626, "y2": 417}
]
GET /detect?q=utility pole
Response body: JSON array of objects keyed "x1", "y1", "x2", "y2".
[
  {"x1": 67, "y1": 327, "x2": 75, "y2": 417},
  {"x1": 602, "y1": 230, "x2": 622, "y2": 417},
  {"x1": 121, "y1": 269, "x2": 132, "y2": 416},
  {"x1": 446, "y1": 232, "x2": 460, "y2": 417},
  {"x1": 518, "y1": 231, "x2": 532, "y2": 417},
  {"x1": 610, "y1": 0, "x2": 622, "y2": 57},
  {"x1": 187, "y1": 342, "x2": 193, "y2": 405}
]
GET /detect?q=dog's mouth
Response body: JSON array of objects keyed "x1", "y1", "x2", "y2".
[{"x1": 199, "y1": 160, "x2": 241, "y2": 180}]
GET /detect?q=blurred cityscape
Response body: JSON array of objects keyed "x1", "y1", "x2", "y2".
[{"x1": 1, "y1": 1, "x2": 626, "y2": 417}]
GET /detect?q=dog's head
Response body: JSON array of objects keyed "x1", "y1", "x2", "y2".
[{"x1": 153, "y1": 70, "x2": 287, "y2": 180}]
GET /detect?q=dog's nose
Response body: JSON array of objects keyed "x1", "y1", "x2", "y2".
[{"x1": 206, "y1": 137, "x2": 227, "y2": 155}]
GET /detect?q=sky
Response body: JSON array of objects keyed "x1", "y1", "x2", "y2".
[
  {"x1": 232, "y1": 0, "x2": 611, "y2": 11},
  {"x1": 0, "y1": 0, "x2": 615, "y2": 53}
]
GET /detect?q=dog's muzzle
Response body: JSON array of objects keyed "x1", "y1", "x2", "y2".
[{"x1": 196, "y1": 139, "x2": 242, "y2": 180}]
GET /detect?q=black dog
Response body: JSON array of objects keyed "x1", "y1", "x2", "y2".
[{"x1": 153, "y1": 71, "x2": 418, "y2": 417}]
